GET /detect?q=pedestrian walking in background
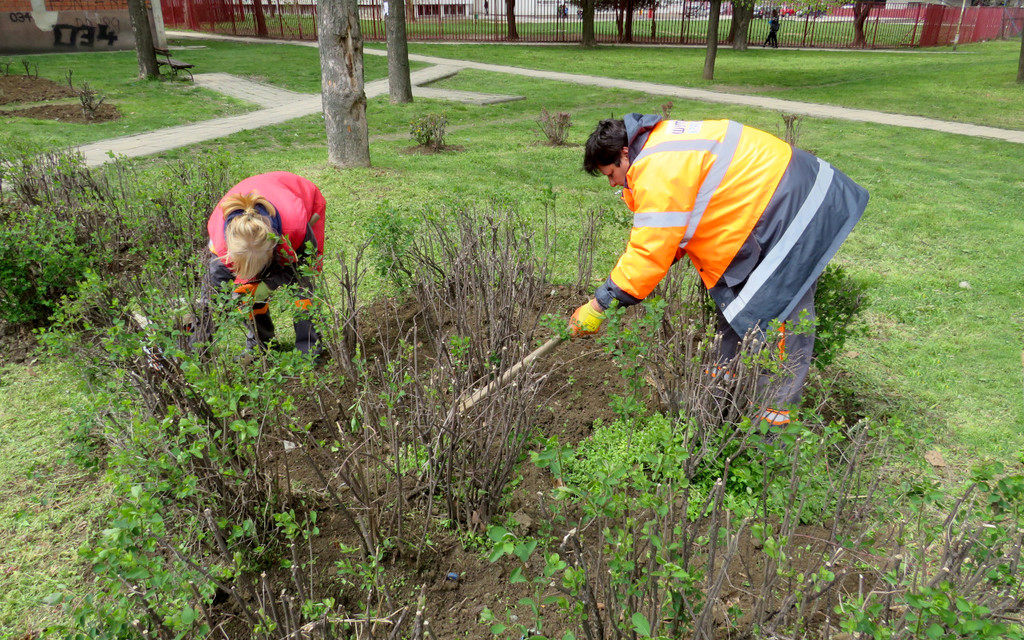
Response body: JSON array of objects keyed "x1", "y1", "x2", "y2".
[{"x1": 765, "y1": 9, "x2": 780, "y2": 48}]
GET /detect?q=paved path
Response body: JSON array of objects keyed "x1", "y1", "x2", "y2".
[{"x1": 75, "y1": 31, "x2": 1024, "y2": 166}]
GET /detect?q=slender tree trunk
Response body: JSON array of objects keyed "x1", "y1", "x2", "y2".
[
  {"x1": 622, "y1": 0, "x2": 635, "y2": 42},
  {"x1": 852, "y1": 1, "x2": 871, "y2": 47},
  {"x1": 387, "y1": 0, "x2": 413, "y2": 102},
  {"x1": 506, "y1": 0, "x2": 519, "y2": 39},
  {"x1": 127, "y1": 0, "x2": 159, "y2": 79},
  {"x1": 703, "y1": 0, "x2": 722, "y2": 80},
  {"x1": 1018, "y1": 20, "x2": 1024, "y2": 83},
  {"x1": 317, "y1": 0, "x2": 371, "y2": 169},
  {"x1": 582, "y1": 0, "x2": 596, "y2": 46},
  {"x1": 650, "y1": 7, "x2": 656, "y2": 39},
  {"x1": 253, "y1": 0, "x2": 269, "y2": 37}
]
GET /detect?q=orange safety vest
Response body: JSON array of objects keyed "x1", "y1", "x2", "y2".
[
  {"x1": 207, "y1": 172, "x2": 327, "y2": 284},
  {"x1": 597, "y1": 115, "x2": 868, "y2": 334}
]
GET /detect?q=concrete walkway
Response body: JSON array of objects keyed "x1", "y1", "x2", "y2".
[{"x1": 74, "y1": 31, "x2": 1024, "y2": 166}]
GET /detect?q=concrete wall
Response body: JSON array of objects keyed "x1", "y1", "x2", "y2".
[{"x1": 0, "y1": 0, "x2": 159, "y2": 54}]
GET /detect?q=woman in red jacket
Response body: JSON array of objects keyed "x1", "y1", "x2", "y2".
[{"x1": 191, "y1": 171, "x2": 326, "y2": 357}]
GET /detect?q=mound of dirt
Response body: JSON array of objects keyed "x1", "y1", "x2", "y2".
[
  {"x1": 0, "y1": 74, "x2": 77, "y2": 105},
  {"x1": 0, "y1": 102, "x2": 120, "y2": 123},
  {"x1": 0, "y1": 75, "x2": 119, "y2": 124}
]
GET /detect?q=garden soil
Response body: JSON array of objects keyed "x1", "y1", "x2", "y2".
[
  {"x1": 239, "y1": 288, "x2": 863, "y2": 639},
  {"x1": 0, "y1": 75, "x2": 119, "y2": 123}
]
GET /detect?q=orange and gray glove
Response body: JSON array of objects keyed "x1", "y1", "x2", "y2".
[
  {"x1": 568, "y1": 299, "x2": 605, "y2": 337},
  {"x1": 233, "y1": 281, "x2": 271, "y2": 315}
]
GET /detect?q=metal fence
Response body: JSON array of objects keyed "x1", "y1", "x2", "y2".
[{"x1": 160, "y1": 0, "x2": 1024, "y2": 49}]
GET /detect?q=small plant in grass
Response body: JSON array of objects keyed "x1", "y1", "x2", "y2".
[
  {"x1": 409, "y1": 112, "x2": 448, "y2": 150},
  {"x1": 21, "y1": 59, "x2": 38, "y2": 79},
  {"x1": 537, "y1": 107, "x2": 572, "y2": 145},
  {"x1": 661, "y1": 100, "x2": 674, "y2": 119},
  {"x1": 64, "y1": 68, "x2": 73, "y2": 89},
  {"x1": 77, "y1": 81, "x2": 105, "y2": 119},
  {"x1": 780, "y1": 111, "x2": 803, "y2": 146}
]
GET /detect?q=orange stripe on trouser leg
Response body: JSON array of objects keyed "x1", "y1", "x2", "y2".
[
  {"x1": 758, "y1": 408, "x2": 790, "y2": 426},
  {"x1": 778, "y1": 323, "x2": 787, "y2": 360},
  {"x1": 249, "y1": 302, "x2": 269, "y2": 317},
  {"x1": 295, "y1": 298, "x2": 313, "y2": 311}
]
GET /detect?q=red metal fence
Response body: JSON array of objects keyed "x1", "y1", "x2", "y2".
[{"x1": 160, "y1": 0, "x2": 1024, "y2": 49}]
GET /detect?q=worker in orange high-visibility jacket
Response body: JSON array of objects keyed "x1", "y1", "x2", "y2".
[
  {"x1": 189, "y1": 171, "x2": 326, "y2": 357},
  {"x1": 570, "y1": 114, "x2": 869, "y2": 428}
]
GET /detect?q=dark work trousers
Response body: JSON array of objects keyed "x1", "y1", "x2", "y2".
[
  {"x1": 715, "y1": 280, "x2": 817, "y2": 423},
  {"x1": 190, "y1": 256, "x2": 321, "y2": 355}
]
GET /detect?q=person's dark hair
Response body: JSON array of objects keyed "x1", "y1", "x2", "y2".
[{"x1": 583, "y1": 119, "x2": 628, "y2": 176}]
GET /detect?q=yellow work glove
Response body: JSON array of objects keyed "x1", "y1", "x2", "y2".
[{"x1": 568, "y1": 300, "x2": 605, "y2": 337}]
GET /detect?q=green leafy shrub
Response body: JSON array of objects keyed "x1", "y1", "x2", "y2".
[
  {"x1": 813, "y1": 262, "x2": 869, "y2": 367},
  {"x1": 0, "y1": 145, "x2": 228, "y2": 327},
  {"x1": 0, "y1": 203, "x2": 99, "y2": 325},
  {"x1": 409, "y1": 112, "x2": 448, "y2": 150},
  {"x1": 366, "y1": 200, "x2": 416, "y2": 288}
]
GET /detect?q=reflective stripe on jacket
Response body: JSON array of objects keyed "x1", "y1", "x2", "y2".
[
  {"x1": 595, "y1": 115, "x2": 868, "y2": 335},
  {"x1": 206, "y1": 171, "x2": 327, "y2": 284}
]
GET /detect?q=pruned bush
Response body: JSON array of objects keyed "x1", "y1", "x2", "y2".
[
  {"x1": 537, "y1": 107, "x2": 572, "y2": 145},
  {"x1": 781, "y1": 111, "x2": 804, "y2": 146},
  {"x1": 409, "y1": 112, "x2": 448, "y2": 150},
  {"x1": 77, "y1": 81, "x2": 105, "y2": 119}
]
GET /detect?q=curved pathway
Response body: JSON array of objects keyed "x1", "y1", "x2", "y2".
[{"x1": 75, "y1": 31, "x2": 1024, "y2": 166}]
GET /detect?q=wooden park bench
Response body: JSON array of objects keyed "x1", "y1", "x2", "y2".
[{"x1": 154, "y1": 47, "x2": 195, "y2": 81}]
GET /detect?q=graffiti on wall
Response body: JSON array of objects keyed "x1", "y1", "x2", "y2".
[
  {"x1": 51, "y1": 16, "x2": 120, "y2": 46},
  {"x1": 2, "y1": 10, "x2": 130, "y2": 52}
]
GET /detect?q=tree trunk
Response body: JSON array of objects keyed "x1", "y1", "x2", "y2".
[
  {"x1": 616, "y1": 3, "x2": 624, "y2": 38},
  {"x1": 650, "y1": 7, "x2": 656, "y2": 39},
  {"x1": 852, "y1": 1, "x2": 871, "y2": 47},
  {"x1": 387, "y1": 0, "x2": 413, "y2": 102},
  {"x1": 127, "y1": 0, "x2": 159, "y2": 79},
  {"x1": 622, "y1": 0, "x2": 635, "y2": 42},
  {"x1": 317, "y1": 0, "x2": 371, "y2": 169},
  {"x1": 703, "y1": 0, "x2": 721, "y2": 80},
  {"x1": 582, "y1": 0, "x2": 596, "y2": 46},
  {"x1": 1018, "y1": 21, "x2": 1024, "y2": 83},
  {"x1": 253, "y1": 0, "x2": 269, "y2": 37},
  {"x1": 730, "y1": 1, "x2": 753, "y2": 50},
  {"x1": 506, "y1": 0, "x2": 519, "y2": 39}
]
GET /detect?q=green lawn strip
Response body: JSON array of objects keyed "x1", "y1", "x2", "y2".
[
  {"x1": 364, "y1": 39, "x2": 1024, "y2": 130},
  {"x1": 0, "y1": 362, "x2": 112, "y2": 635},
  {"x1": 0, "y1": 39, "x2": 423, "y2": 149},
  {"x1": 144, "y1": 69, "x2": 1024, "y2": 461}
]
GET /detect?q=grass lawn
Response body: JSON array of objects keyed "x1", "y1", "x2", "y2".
[
  {"x1": 0, "y1": 41, "x2": 417, "y2": 148},
  {"x1": 0, "y1": 363, "x2": 113, "y2": 633},
  {"x1": 1, "y1": 35, "x2": 1022, "y2": 634},
  {"x1": 366, "y1": 39, "x2": 1024, "y2": 130}
]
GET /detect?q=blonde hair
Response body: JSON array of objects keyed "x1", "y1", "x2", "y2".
[{"x1": 222, "y1": 192, "x2": 278, "y2": 281}]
